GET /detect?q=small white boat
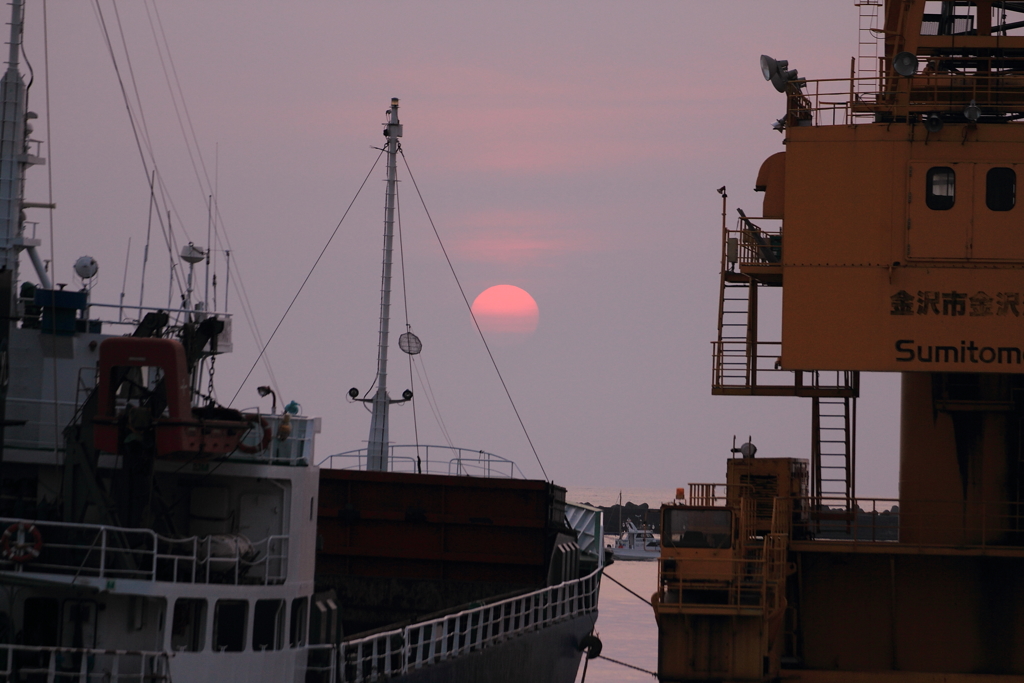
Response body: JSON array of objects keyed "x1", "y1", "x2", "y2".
[{"x1": 607, "y1": 518, "x2": 660, "y2": 561}]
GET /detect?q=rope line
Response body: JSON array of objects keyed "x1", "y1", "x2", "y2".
[
  {"x1": 400, "y1": 151, "x2": 549, "y2": 481},
  {"x1": 229, "y1": 148, "x2": 385, "y2": 406},
  {"x1": 604, "y1": 571, "x2": 653, "y2": 606},
  {"x1": 595, "y1": 654, "x2": 657, "y2": 677}
]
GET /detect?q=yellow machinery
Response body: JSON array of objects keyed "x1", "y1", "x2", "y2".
[{"x1": 656, "y1": 1, "x2": 1024, "y2": 680}]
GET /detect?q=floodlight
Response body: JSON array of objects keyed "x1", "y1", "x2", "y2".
[
  {"x1": 760, "y1": 55, "x2": 800, "y2": 93},
  {"x1": 893, "y1": 51, "x2": 918, "y2": 77},
  {"x1": 925, "y1": 114, "x2": 943, "y2": 133},
  {"x1": 964, "y1": 99, "x2": 981, "y2": 123}
]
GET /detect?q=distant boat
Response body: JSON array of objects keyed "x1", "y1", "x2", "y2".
[{"x1": 607, "y1": 518, "x2": 660, "y2": 561}]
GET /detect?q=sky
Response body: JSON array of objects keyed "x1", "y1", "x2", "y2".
[{"x1": 20, "y1": 1, "x2": 902, "y2": 498}]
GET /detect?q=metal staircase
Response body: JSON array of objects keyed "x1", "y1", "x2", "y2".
[{"x1": 712, "y1": 193, "x2": 857, "y2": 511}]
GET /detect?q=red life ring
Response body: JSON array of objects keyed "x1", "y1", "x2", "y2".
[
  {"x1": 237, "y1": 414, "x2": 272, "y2": 454},
  {"x1": 1, "y1": 521, "x2": 43, "y2": 563}
]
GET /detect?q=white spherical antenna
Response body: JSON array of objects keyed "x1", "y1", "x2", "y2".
[
  {"x1": 180, "y1": 243, "x2": 205, "y2": 264},
  {"x1": 74, "y1": 256, "x2": 98, "y2": 279}
]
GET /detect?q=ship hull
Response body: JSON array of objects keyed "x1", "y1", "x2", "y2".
[{"x1": 388, "y1": 611, "x2": 595, "y2": 683}]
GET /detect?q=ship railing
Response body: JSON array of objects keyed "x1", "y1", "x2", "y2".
[
  {"x1": 711, "y1": 340, "x2": 859, "y2": 396},
  {"x1": 789, "y1": 69, "x2": 1024, "y2": 127},
  {"x1": 725, "y1": 217, "x2": 782, "y2": 270},
  {"x1": 0, "y1": 644, "x2": 170, "y2": 683},
  {"x1": 0, "y1": 517, "x2": 288, "y2": 585},
  {"x1": 304, "y1": 644, "x2": 338, "y2": 683},
  {"x1": 84, "y1": 302, "x2": 233, "y2": 343},
  {"x1": 686, "y1": 483, "x2": 751, "y2": 507},
  {"x1": 320, "y1": 568, "x2": 601, "y2": 683},
  {"x1": 227, "y1": 412, "x2": 320, "y2": 466},
  {"x1": 657, "y1": 546, "x2": 785, "y2": 613},
  {"x1": 795, "y1": 496, "x2": 1024, "y2": 548},
  {"x1": 318, "y1": 444, "x2": 526, "y2": 479}
]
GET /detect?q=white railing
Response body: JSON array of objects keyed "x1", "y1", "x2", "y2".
[
  {"x1": 0, "y1": 645, "x2": 170, "y2": 683},
  {"x1": 306, "y1": 568, "x2": 601, "y2": 683},
  {"x1": 318, "y1": 445, "x2": 525, "y2": 479},
  {"x1": 0, "y1": 517, "x2": 287, "y2": 585},
  {"x1": 228, "y1": 413, "x2": 318, "y2": 466}
]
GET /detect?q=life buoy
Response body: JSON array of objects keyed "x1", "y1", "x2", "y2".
[
  {"x1": 237, "y1": 414, "x2": 272, "y2": 454},
  {"x1": 1, "y1": 521, "x2": 43, "y2": 563}
]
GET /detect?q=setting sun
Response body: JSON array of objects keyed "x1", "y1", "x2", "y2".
[{"x1": 470, "y1": 285, "x2": 539, "y2": 337}]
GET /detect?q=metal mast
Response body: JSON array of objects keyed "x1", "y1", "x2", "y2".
[
  {"x1": 366, "y1": 98, "x2": 402, "y2": 471},
  {"x1": 0, "y1": 0, "x2": 31, "y2": 283}
]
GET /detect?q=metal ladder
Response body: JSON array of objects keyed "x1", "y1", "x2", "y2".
[
  {"x1": 715, "y1": 275, "x2": 756, "y2": 388},
  {"x1": 855, "y1": 1, "x2": 883, "y2": 94},
  {"x1": 811, "y1": 396, "x2": 856, "y2": 507}
]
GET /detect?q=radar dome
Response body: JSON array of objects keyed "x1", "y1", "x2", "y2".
[{"x1": 74, "y1": 256, "x2": 98, "y2": 279}]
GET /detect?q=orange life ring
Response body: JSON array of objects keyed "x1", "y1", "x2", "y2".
[
  {"x1": 1, "y1": 521, "x2": 43, "y2": 563},
  {"x1": 237, "y1": 414, "x2": 272, "y2": 454}
]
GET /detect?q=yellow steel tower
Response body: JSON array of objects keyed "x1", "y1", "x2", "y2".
[{"x1": 655, "y1": 2, "x2": 1024, "y2": 681}]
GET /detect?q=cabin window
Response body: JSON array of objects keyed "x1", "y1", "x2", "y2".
[
  {"x1": 986, "y1": 167, "x2": 1015, "y2": 211},
  {"x1": 252, "y1": 600, "x2": 284, "y2": 651},
  {"x1": 213, "y1": 600, "x2": 247, "y2": 652},
  {"x1": 926, "y1": 167, "x2": 955, "y2": 210},
  {"x1": 289, "y1": 598, "x2": 308, "y2": 648},
  {"x1": 171, "y1": 599, "x2": 207, "y2": 652},
  {"x1": 662, "y1": 509, "x2": 732, "y2": 549}
]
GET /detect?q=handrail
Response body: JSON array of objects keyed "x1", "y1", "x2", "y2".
[
  {"x1": 0, "y1": 645, "x2": 170, "y2": 683},
  {"x1": 311, "y1": 568, "x2": 601, "y2": 683},
  {"x1": 790, "y1": 71, "x2": 1024, "y2": 127},
  {"x1": 0, "y1": 517, "x2": 288, "y2": 585},
  {"x1": 318, "y1": 444, "x2": 526, "y2": 479},
  {"x1": 711, "y1": 340, "x2": 858, "y2": 394}
]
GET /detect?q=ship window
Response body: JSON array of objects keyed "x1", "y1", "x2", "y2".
[
  {"x1": 986, "y1": 167, "x2": 1015, "y2": 211},
  {"x1": 252, "y1": 599, "x2": 284, "y2": 651},
  {"x1": 926, "y1": 167, "x2": 955, "y2": 210},
  {"x1": 213, "y1": 600, "x2": 247, "y2": 652},
  {"x1": 171, "y1": 599, "x2": 207, "y2": 652},
  {"x1": 662, "y1": 509, "x2": 732, "y2": 549},
  {"x1": 289, "y1": 598, "x2": 308, "y2": 648}
]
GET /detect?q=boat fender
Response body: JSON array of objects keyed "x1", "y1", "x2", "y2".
[
  {"x1": 579, "y1": 634, "x2": 602, "y2": 659},
  {"x1": 237, "y1": 414, "x2": 272, "y2": 454},
  {"x1": 1, "y1": 521, "x2": 43, "y2": 563}
]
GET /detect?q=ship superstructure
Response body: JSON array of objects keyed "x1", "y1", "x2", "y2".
[
  {"x1": 656, "y1": 1, "x2": 1024, "y2": 680},
  {"x1": 0, "y1": 1, "x2": 324, "y2": 679}
]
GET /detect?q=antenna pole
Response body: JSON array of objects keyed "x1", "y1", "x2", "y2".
[{"x1": 367, "y1": 98, "x2": 402, "y2": 471}]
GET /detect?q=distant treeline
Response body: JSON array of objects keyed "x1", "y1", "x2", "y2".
[
  {"x1": 594, "y1": 502, "x2": 660, "y2": 533},
  {"x1": 591, "y1": 501, "x2": 900, "y2": 541}
]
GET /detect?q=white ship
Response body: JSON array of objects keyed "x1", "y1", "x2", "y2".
[{"x1": 0, "y1": 4, "x2": 603, "y2": 682}]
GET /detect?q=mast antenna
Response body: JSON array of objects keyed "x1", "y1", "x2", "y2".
[{"x1": 366, "y1": 98, "x2": 404, "y2": 471}]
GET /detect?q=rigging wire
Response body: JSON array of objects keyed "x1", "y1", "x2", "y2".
[
  {"x1": 400, "y1": 151, "x2": 549, "y2": 481},
  {"x1": 394, "y1": 183, "x2": 422, "y2": 468},
  {"x1": 144, "y1": 0, "x2": 282, "y2": 395},
  {"x1": 411, "y1": 352, "x2": 457, "y2": 451},
  {"x1": 228, "y1": 148, "x2": 386, "y2": 407},
  {"x1": 91, "y1": 0, "x2": 187, "y2": 301}
]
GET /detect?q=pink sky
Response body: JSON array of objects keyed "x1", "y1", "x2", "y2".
[{"x1": 22, "y1": 1, "x2": 901, "y2": 497}]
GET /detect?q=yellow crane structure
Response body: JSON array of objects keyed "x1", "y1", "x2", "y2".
[{"x1": 654, "y1": 2, "x2": 1024, "y2": 680}]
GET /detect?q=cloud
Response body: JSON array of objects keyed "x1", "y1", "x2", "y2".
[{"x1": 447, "y1": 210, "x2": 603, "y2": 263}]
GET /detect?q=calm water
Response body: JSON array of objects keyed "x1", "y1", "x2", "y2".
[{"x1": 567, "y1": 487, "x2": 661, "y2": 682}]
